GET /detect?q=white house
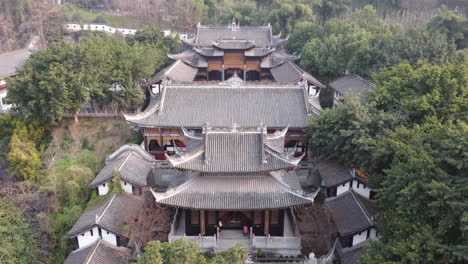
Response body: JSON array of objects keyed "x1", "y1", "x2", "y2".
[
  {"x1": 66, "y1": 194, "x2": 144, "y2": 248},
  {"x1": 318, "y1": 159, "x2": 373, "y2": 199},
  {"x1": 65, "y1": 239, "x2": 130, "y2": 264},
  {"x1": 88, "y1": 144, "x2": 154, "y2": 196},
  {"x1": 325, "y1": 191, "x2": 377, "y2": 248}
]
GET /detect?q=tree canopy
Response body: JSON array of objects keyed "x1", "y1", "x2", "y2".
[
  {"x1": 138, "y1": 239, "x2": 248, "y2": 264},
  {"x1": 299, "y1": 6, "x2": 461, "y2": 80},
  {"x1": 307, "y1": 61, "x2": 468, "y2": 263},
  {"x1": 0, "y1": 198, "x2": 40, "y2": 264},
  {"x1": 427, "y1": 5, "x2": 467, "y2": 50},
  {"x1": 7, "y1": 32, "x2": 170, "y2": 125}
]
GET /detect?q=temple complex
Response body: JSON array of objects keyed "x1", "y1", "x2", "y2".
[{"x1": 65, "y1": 23, "x2": 377, "y2": 264}]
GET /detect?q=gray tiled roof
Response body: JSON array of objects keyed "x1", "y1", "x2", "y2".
[
  {"x1": 336, "y1": 241, "x2": 367, "y2": 264},
  {"x1": 213, "y1": 40, "x2": 256, "y2": 50},
  {"x1": 67, "y1": 194, "x2": 144, "y2": 238},
  {"x1": 167, "y1": 129, "x2": 301, "y2": 173},
  {"x1": 168, "y1": 50, "x2": 207, "y2": 68},
  {"x1": 153, "y1": 173, "x2": 314, "y2": 210},
  {"x1": 245, "y1": 47, "x2": 274, "y2": 57},
  {"x1": 65, "y1": 240, "x2": 130, "y2": 264},
  {"x1": 195, "y1": 25, "x2": 273, "y2": 47},
  {"x1": 194, "y1": 47, "x2": 224, "y2": 57},
  {"x1": 143, "y1": 60, "x2": 198, "y2": 87},
  {"x1": 0, "y1": 49, "x2": 33, "y2": 79},
  {"x1": 270, "y1": 60, "x2": 325, "y2": 88},
  {"x1": 325, "y1": 191, "x2": 373, "y2": 236},
  {"x1": 329, "y1": 74, "x2": 375, "y2": 96},
  {"x1": 89, "y1": 145, "x2": 154, "y2": 189},
  {"x1": 318, "y1": 159, "x2": 353, "y2": 187},
  {"x1": 125, "y1": 83, "x2": 317, "y2": 129}
]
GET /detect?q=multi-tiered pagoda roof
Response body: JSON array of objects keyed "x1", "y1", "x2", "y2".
[
  {"x1": 144, "y1": 22, "x2": 324, "y2": 88},
  {"x1": 151, "y1": 125, "x2": 316, "y2": 211}
]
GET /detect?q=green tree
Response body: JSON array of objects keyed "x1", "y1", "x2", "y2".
[
  {"x1": 267, "y1": 0, "x2": 317, "y2": 34},
  {"x1": 215, "y1": 243, "x2": 249, "y2": 263},
  {"x1": 301, "y1": 20, "x2": 371, "y2": 79},
  {"x1": 287, "y1": 21, "x2": 321, "y2": 54},
  {"x1": 6, "y1": 42, "x2": 89, "y2": 125},
  {"x1": 428, "y1": 5, "x2": 467, "y2": 49},
  {"x1": 138, "y1": 240, "x2": 163, "y2": 264},
  {"x1": 220, "y1": 0, "x2": 259, "y2": 26},
  {"x1": 308, "y1": 98, "x2": 404, "y2": 170},
  {"x1": 127, "y1": 26, "x2": 180, "y2": 54},
  {"x1": 7, "y1": 121, "x2": 45, "y2": 182},
  {"x1": 371, "y1": 62, "x2": 467, "y2": 123},
  {"x1": 0, "y1": 198, "x2": 40, "y2": 264},
  {"x1": 314, "y1": 0, "x2": 351, "y2": 24}
]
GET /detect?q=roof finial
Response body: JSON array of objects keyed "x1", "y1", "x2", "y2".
[{"x1": 231, "y1": 121, "x2": 238, "y2": 133}]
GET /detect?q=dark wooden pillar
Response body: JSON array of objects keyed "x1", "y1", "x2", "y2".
[
  {"x1": 264, "y1": 210, "x2": 270, "y2": 235},
  {"x1": 200, "y1": 210, "x2": 205, "y2": 235}
]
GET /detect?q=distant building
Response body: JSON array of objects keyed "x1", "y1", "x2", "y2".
[
  {"x1": 64, "y1": 24, "x2": 139, "y2": 35},
  {"x1": 329, "y1": 74, "x2": 375, "y2": 106},
  {"x1": 0, "y1": 49, "x2": 34, "y2": 111}
]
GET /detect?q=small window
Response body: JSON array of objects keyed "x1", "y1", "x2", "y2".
[
  {"x1": 102, "y1": 184, "x2": 105, "y2": 187},
  {"x1": 342, "y1": 183, "x2": 346, "y2": 187},
  {"x1": 124, "y1": 182, "x2": 127, "y2": 186},
  {"x1": 90, "y1": 229, "x2": 93, "y2": 236},
  {"x1": 357, "y1": 182, "x2": 360, "y2": 188},
  {"x1": 81, "y1": 233, "x2": 84, "y2": 236},
  {"x1": 107, "y1": 231, "x2": 109, "y2": 234}
]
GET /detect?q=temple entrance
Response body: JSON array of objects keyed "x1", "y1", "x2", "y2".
[
  {"x1": 225, "y1": 69, "x2": 242, "y2": 79},
  {"x1": 185, "y1": 209, "x2": 285, "y2": 236},
  {"x1": 219, "y1": 211, "x2": 252, "y2": 229}
]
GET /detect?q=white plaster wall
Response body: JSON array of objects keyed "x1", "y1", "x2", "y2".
[
  {"x1": 98, "y1": 182, "x2": 110, "y2": 196},
  {"x1": 64, "y1": 24, "x2": 138, "y2": 35},
  {"x1": 101, "y1": 229, "x2": 118, "y2": 246},
  {"x1": 336, "y1": 181, "x2": 351, "y2": 196},
  {"x1": 352, "y1": 180, "x2": 371, "y2": 198},
  {"x1": 352, "y1": 230, "x2": 368, "y2": 246},
  {"x1": 333, "y1": 91, "x2": 341, "y2": 106},
  {"x1": 121, "y1": 180, "x2": 133, "y2": 194},
  {"x1": 369, "y1": 228, "x2": 377, "y2": 240},
  {"x1": 77, "y1": 227, "x2": 99, "y2": 248},
  {"x1": 0, "y1": 91, "x2": 12, "y2": 110}
]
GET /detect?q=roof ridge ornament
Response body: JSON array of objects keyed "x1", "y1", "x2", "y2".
[
  {"x1": 230, "y1": 18, "x2": 240, "y2": 31},
  {"x1": 231, "y1": 121, "x2": 239, "y2": 133},
  {"x1": 224, "y1": 72, "x2": 243, "y2": 88}
]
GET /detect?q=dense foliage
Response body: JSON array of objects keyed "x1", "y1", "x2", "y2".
[
  {"x1": 138, "y1": 239, "x2": 248, "y2": 264},
  {"x1": 7, "y1": 29, "x2": 175, "y2": 125},
  {"x1": 308, "y1": 61, "x2": 468, "y2": 263},
  {"x1": 0, "y1": 198, "x2": 40, "y2": 264},
  {"x1": 298, "y1": 6, "x2": 461, "y2": 80},
  {"x1": 7, "y1": 120, "x2": 45, "y2": 182}
]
